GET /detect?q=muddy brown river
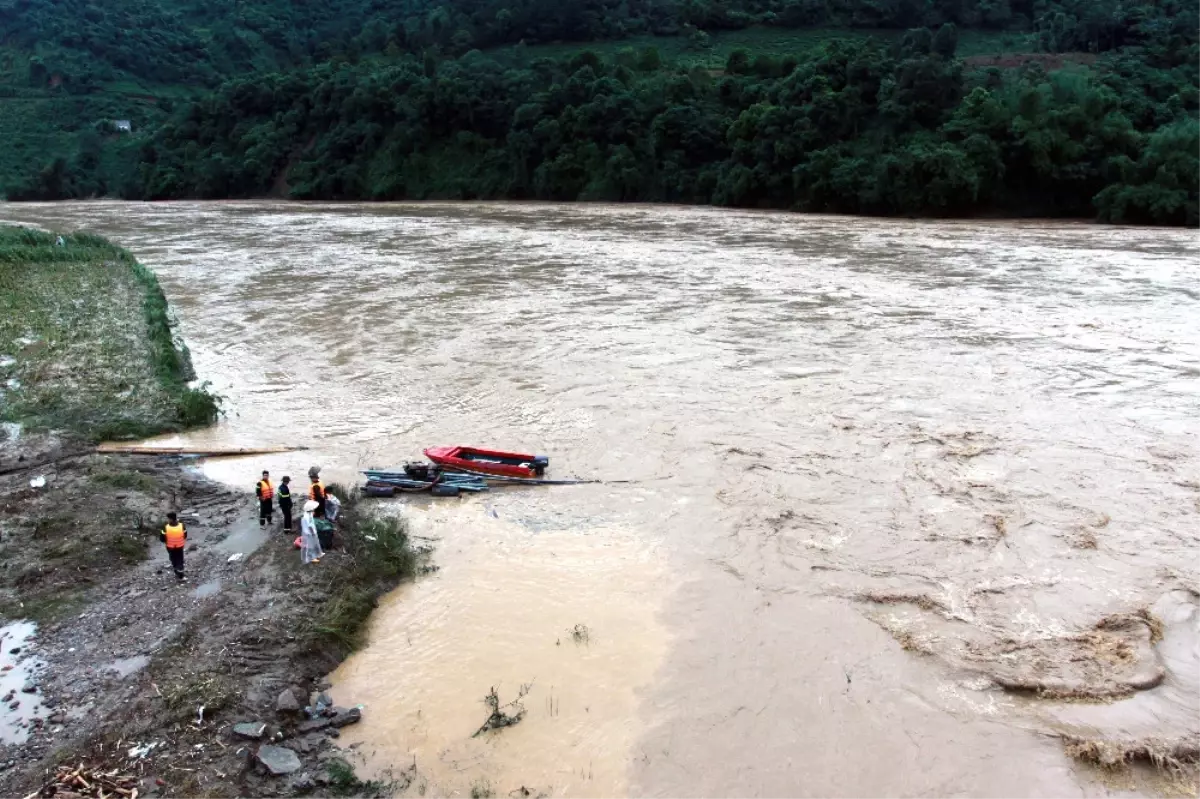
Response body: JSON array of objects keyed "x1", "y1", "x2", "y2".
[{"x1": 3, "y1": 202, "x2": 1198, "y2": 797}]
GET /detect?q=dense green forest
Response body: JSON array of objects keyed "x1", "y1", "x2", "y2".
[{"x1": 1, "y1": 0, "x2": 1196, "y2": 223}]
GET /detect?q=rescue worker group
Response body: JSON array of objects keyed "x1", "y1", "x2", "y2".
[{"x1": 158, "y1": 468, "x2": 343, "y2": 582}]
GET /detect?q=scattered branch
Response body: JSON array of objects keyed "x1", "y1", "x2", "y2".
[{"x1": 473, "y1": 683, "x2": 533, "y2": 737}]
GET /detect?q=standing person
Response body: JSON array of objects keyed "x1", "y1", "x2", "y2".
[
  {"x1": 307, "y1": 474, "x2": 326, "y2": 519},
  {"x1": 277, "y1": 475, "x2": 294, "y2": 531},
  {"x1": 324, "y1": 489, "x2": 341, "y2": 523},
  {"x1": 160, "y1": 512, "x2": 187, "y2": 582},
  {"x1": 256, "y1": 470, "x2": 274, "y2": 528},
  {"x1": 299, "y1": 500, "x2": 324, "y2": 564}
]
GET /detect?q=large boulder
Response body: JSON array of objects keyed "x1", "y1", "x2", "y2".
[
  {"x1": 330, "y1": 707, "x2": 362, "y2": 728},
  {"x1": 257, "y1": 745, "x2": 301, "y2": 776},
  {"x1": 276, "y1": 688, "x2": 301, "y2": 714},
  {"x1": 232, "y1": 722, "x2": 266, "y2": 740}
]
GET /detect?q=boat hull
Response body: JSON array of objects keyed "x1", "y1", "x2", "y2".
[{"x1": 424, "y1": 446, "x2": 547, "y2": 479}]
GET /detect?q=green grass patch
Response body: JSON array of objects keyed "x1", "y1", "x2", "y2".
[
  {"x1": 90, "y1": 467, "x2": 158, "y2": 492},
  {"x1": 325, "y1": 758, "x2": 394, "y2": 798},
  {"x1": 159, "y1": 668, "x2": 239, "y2": 723},
  {"x1": 31, "y1": 512, "x2": 76, "y2": 542},
  {"x1": 110, "y1": 533, "x2": 150, "y2": 563},
  {"x1": 0, "y1": 225, "x2": 220, "y2": 439},
  {"x1": 0, "y1": 590, "x2": 88, "y2": 625}
]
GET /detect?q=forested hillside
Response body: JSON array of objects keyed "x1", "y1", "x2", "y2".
[{"x1": 1, "y1": 0, "x2": 1196, "y2": 223}]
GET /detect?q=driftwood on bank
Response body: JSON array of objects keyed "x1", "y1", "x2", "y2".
[
  {"x1": 23, "y1": 763, "x2": 140, "y2": 799},
  {"x1": 95, "y1": 444, "x2": 308, "y2": 457}
]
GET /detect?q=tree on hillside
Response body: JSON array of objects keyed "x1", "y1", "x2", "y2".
[
  {"x1": 933, "y1": 23, "x2": 959, "y2": 57},
  {"x1": 1095, "y1": 118, "x2": 1199, "y2": 225}
]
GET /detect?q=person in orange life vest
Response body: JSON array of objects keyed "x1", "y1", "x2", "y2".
[
  {"x1": 307, "y1": 475, "x2": 326, "y2": 519},
  {"x1": 159, "y1": 511, "x2": 187, "y2": 581},
  {"x1": 256, "y1": 470, "x2": 274, "y2": 528}
]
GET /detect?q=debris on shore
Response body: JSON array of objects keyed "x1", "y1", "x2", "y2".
[{"x1": 25, "y1": 763, "x2": 140, "y2": 799}]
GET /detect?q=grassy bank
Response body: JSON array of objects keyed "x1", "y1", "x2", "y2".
[
  {"x1": 302, "y1": 483, "x2": 421, "y2": 662},
  {"x1": 0, "y1": 224, "x2": 219, "y2": 440}
]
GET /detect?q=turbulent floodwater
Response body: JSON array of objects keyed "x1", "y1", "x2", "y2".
[{"x1": 3, "y1": 202, "x2": 1198, "y2": 797}]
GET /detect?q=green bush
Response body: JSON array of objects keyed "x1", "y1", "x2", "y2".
[{"x1": 303, "y1": 492, "x2": 419, "y2": 659}]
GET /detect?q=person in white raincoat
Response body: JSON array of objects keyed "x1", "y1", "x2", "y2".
[{"x1": 300, "y1": 499, "x2": 324, "y2": 564}]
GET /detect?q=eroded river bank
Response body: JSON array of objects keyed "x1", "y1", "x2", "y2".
[{"x1": 2, "y1": 201, "x2": 1197, "y2": 797}]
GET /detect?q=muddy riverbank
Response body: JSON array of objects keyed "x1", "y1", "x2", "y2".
[
  {"x1": 0, "y1": 433, "x2": 417, "y2": 798},
  {"x1": 0, "y1": 224, "x2": 423, "y2": 797},
  {"x1": 2, "y1": 202, "x2": 1198, "y2": 796}
]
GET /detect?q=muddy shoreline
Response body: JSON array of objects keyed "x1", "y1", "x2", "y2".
[{"x1": 0, "y1": 433, "x2": 410, "y2": 798}]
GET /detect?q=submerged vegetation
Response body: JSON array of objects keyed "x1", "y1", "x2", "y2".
[
  {"x1": 474, "y1": 683, "x2": 532, "y2": 737},
  {"x1": 0, "y1": 225, "x2": 220, "y2": 439},
  {"x1": 0, "y1": 0, "x2": 1195, "y2": 223},
  {"x1": 325, "y1": 758, "x2": 397, "y2": 799}
]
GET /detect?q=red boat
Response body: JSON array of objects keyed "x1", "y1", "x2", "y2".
[{"x1": 424, "y1": 446, "x2": 549, "y2": 479}]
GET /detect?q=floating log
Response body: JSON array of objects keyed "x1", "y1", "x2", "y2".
[{"x1": 96, "y1": 443, "x2": 308, "y2": 457}]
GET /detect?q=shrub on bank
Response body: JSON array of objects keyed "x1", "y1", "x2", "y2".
[{"x1": 302, "y1": 484, "x2": 421, "y2": 661}]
